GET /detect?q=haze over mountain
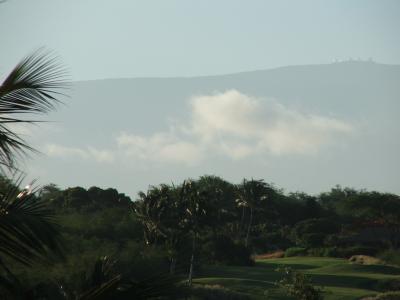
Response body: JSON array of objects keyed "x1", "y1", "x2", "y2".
[{"x1": 23, "y1": 61, "x2": 400, "y2": 197}]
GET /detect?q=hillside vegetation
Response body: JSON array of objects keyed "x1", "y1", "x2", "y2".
[{"x1": 1, "y1": 175, "x2": 399, "y2": 299}]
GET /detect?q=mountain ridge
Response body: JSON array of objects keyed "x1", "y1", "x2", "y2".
[
  {"x1": 24, "y1": 61, "x2": 400, "y2": 197},
  {"x1": 74, "y1": 61, "x2": 400, "y2": 83}
]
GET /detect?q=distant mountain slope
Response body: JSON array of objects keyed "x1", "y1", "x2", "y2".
[
  {"x1": 25, "y1": 62, "x2": 400, "y2": 196},
  {"x1": 62, "y1": 61, "x2": 398, "y2": 136}
]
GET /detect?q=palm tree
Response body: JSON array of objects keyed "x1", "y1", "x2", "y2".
[
  {"x1": 134, "y1": 184, "x2": 188, "y2": 275},
  {"x1": 179, "y1": 180, "x2": 208, "y2": 286},
  {"x1": 134, "y1": 185, "x2": 171, "y2": 246},
  {"x1": 236, "y1": 179, "x2": 268, "y2": 247},
  {"x1": 0, "y1": 50, "x2": 67, "y2": 295},
  {"x1": 0, "y1": 49, "x2": 67, "y2": 171},
  {"x1": 0, "y1": 176, "x2": 64, "y2": 297}
]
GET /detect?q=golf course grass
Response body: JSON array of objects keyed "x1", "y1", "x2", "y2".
[{"x1": 194, "y1": 257, "x2": 400, "y2": 299}]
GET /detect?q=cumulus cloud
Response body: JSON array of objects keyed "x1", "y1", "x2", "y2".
[
  {"x1": 187, "y1": 90, "x2": 353, "y2": 157},
  {"x1": 43, "y1": 90, "x2": 354, "y2": 165}
]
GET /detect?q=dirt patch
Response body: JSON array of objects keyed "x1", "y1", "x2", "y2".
[
  {"x1": 254, "y1": 250, "x2": 284, "y2": 259},
  {"x1": 349, "y1": 255, "x2": 383, "y2": 265}
]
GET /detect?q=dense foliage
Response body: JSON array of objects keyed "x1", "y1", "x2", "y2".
[{"x1": 1, "y1": 174, "x2": 399, "y2": 298}]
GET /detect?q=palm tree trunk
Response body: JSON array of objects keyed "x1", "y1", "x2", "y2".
[
  {"x1": 238, "y1": 205, "x2": 246, "y2": 237},
  {"x1": 170, "y1": 257, "x2": 176, "y2": 275},
  {"x1": 245, "y1": 207, "x2": 253, "y2": 247},
  {"x1": 188, "y1": 232, "x2": 196, "y2": 286}
]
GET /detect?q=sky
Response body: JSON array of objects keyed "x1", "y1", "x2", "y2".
[
  {"x1": 1, "y1": 0, "x2": 400, "y2": 80},
  {"x1": 1, "y1": 1, "x2": 400, "y2": 197}
]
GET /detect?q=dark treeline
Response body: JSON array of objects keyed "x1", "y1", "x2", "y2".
[
  {"x1": 1, "y1": 174, "x2": 399, "y2": 299},
  {"x1": 131, "y1": 176, "x2": 400, "y2": 269}
]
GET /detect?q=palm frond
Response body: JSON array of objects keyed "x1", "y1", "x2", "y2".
[
  {"x1": 0, "y1": 49, "x2": 68, "y2": 170},
  {"x1": 78, "y1": 276, "x2": 121, "y2": 300},
  {"x1": 0, "y1": 123, "x2": 35, "y2": 171},
  {"x1": 116, "y1": 272, "x2": 186, "y2": 300},
  {"x1": 68, "y1": 256, "x2": 185, "y2": 300},
  {"x1": 0, "y1": 49, "x2": 67, "y2": 115},
  {"x1": 0, "y1": 176, "x2": 63, "y2": 266}
]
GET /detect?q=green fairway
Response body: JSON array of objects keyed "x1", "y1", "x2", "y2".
[{"x1": 194, "y1": 257, "x2": 400, "y2": 299}]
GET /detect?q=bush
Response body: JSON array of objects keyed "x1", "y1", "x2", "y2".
[
  {"x1": 292, "y1": 218, "x2": 340, "y2": 248},
  {"x1": 338, "y1": 246, "x2": 379, "y2": 258},
  {"x1": 378, "y1": 249, "x2": 400, "y2": 266},
  {"x1": 307, "y1": 247, "x2": 338, "y2": 257},
  {"x1": 276, "y1": 267, "x2": 324, "y2": 300},
  {"x1": 323, "y1": 247, "x2": 339, "y2": 257},
  {"x1": 300, "y1": 233, "x2": 326, "y2": 248},
  {"x1": 323, "y1": 234, "x2": 340, "y2": 247},
  {"x1": 285, "y1": 247, "x2": 307, "y2": 257},
  {"x1": 201, "y1": 235, "x2": 254, "y2": 266},
  {"x1": 252, "y1": 232, "x2": 294, "y2": 252}
]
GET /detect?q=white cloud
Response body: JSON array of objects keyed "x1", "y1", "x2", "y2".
[
  {"x1": 45, "y1": 144, "x2": 88, "y2": 159},
  {"x1": 42, "y1": 90, "x2": 354, "y2": 166},
  {"x1": 116, "y1": 132, "x2": 203, "y2": 165},
  {"x1": 190, "y1": 90, "x2": 263, "y2": 140},
  {"x1": 187, "y1": 90, "x2": 353, "y2": 157},
  {"x1": 87, "y1": 147, "x2": 115, "y2": 163},
  {"x1": 45, "y1": 144, "x2": 114, "y2": 163}
]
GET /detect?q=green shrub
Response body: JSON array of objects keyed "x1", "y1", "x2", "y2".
[
  {"x1": 338, "y1": 246, "x2": 379, "y2": 258},
  {"x1": 201, "y1": 235, "x2": 254, "y2": 266},
  {"x1": 292, "y1": 218, "x2": 340, "y2": 248},
  {"x1": 301, "y1": 233, "x2": 326, "y2": 248},
  {"x1": 276, "y1": 267, "x2": 324, "y2": 300},
  {"x1": 307, "y1": 248, "x2": 324, "y2": 257},
  {"x1": 252, "y1": 232, "x2": 293, "y2": 252},
  {"x1": 307, "y1": 247, "x2": 338, "y2": 257},
  {"x1": 323, "y1": 234, "x2": 340, "y2": 247},
  {"x1": 285, "y1": 247, "x2": 307, "y2": 257},
  {"x1": 378, "y1": 249, "x2": 400, "y2": 266},
  {"x1": 323, "y1": 247, "x2": 339, "y2": 257}
]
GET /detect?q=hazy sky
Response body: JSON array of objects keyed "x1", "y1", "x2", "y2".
[
  {"x1": 1, "y1": 1, "x2": 399, "y2": 196},
  {"x1": 1, "y1": 0, "x2": 400, "y2": 80}
]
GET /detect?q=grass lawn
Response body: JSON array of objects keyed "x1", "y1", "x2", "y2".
[{"x1": 194, "y1": 257, "x2": 400, "y2": 299}]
